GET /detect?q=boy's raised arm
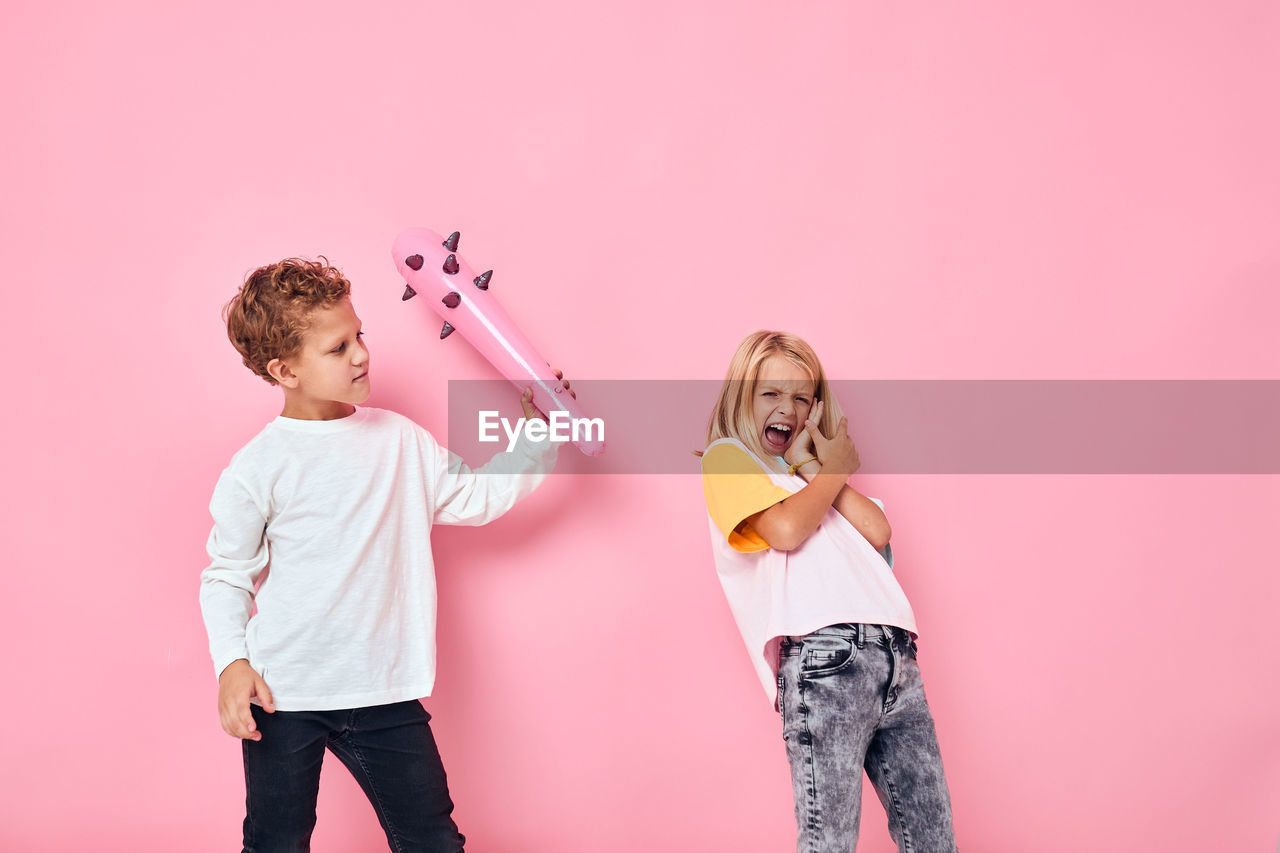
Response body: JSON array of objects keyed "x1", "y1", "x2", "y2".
[{"x1": 425, "y1": 389, "x2": 560, "y2": 527}]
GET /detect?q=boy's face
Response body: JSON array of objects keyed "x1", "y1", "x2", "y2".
[
  {"x1": 753, "y1": 355, "x2": 816, "y2": 455},
  {"x1": 271, "y1": 297, "x2": 370, "y2": 417}
]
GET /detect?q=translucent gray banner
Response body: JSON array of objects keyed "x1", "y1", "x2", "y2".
[{"x1": 446, "y1": 380, "x2": 1280, "y2": 474}]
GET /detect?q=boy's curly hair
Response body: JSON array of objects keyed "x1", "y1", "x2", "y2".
[{"x1": 224, "y1": 257, "x2": 352, "y2": 384}]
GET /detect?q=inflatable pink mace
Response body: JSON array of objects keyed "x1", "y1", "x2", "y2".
[{"x1": 393, "y1": 227, "x2": 604, "y2": 456}]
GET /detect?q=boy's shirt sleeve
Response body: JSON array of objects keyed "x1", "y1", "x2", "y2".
[
  {"x1": 422, "y1": 425, "x2": 560, "y2": 527},
  {"x1": 199, "y1": 468, "x2": 270, "y2": 677},
  {"x1": 701, "y1": 443, "x2": 794, "y2": 553}
]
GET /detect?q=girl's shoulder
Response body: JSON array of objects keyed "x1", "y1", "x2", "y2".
[
  {"x1": 703, "y1": 436, "x2": 749, "y2": 454},
  {"x1": 701, "y1": 438, "x2": 776, "y2": 477}
]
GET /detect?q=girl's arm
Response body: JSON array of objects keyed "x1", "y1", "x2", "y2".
[
  {"x1": 744, "y1": 470, "x2": 847, "y2": 551},
  {"x1": 794, "y1": 466, "x2": 892, "y2": 550},
  {"x1": 745, "y1": 416, "x2": 865, "y2": 551},
  {"x1": 776, "y1": 401, "x2": 891, "y2": 549}
]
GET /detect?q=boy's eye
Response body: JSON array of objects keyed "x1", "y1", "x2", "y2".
[{"x1": 331, "y1": 332, "x2": 365, "y2": 354}]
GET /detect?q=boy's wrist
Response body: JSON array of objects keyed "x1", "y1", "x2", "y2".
[{"x1": 217, "y1": 657, "x2": 251, "y2": 680}]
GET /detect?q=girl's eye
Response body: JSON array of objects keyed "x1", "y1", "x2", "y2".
[
  {"x1": 357, "y1": 331, "x2": 365, "y2": 338},
  {"x1": 797, "y1": 398, "x2": 809, "y2": 405},
  {"x1": 762, "y1": 391, "x2": 777, "y2": 397}
]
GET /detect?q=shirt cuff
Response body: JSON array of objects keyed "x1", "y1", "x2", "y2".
[
  {"x1": 212, "y1": 647, "x2": 249, "y2": 678},
  {"x1": 508, "y1": 425, "x2": 562, "y2": 468}
]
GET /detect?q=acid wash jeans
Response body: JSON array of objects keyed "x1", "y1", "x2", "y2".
[{"x1": 778, "y1": 623, "x2": 958, "y2": 853}]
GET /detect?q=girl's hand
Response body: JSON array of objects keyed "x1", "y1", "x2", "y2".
[
  {"x1": 805, "y1": 414, "x2": 860, "y2": 478},
  {"x1": 521, "y1": 368, "x2": 575, "y2": 422},
  {"x1": 784, "y1": 400, "x2": 822, "y2": 467}
]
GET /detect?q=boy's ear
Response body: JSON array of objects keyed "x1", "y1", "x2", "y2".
[{"x1": 267, "y1": 357, "x2": 299, "y2": 389}]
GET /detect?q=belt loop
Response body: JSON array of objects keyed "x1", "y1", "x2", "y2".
[{"x1": 855, "y1": 623, "x2": 865, "y2": 649}]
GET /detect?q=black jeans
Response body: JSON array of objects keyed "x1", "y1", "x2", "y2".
[{"x1": 241, "y1": 700, "x2": 465, "y2": 853}]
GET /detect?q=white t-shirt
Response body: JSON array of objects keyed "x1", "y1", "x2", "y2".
[
  {"x1": 700, "y1": 438, "x2": 916, "y2": 706},
  {"x1": 199, "y1": 406, "x2": 558, "y2": 711}
]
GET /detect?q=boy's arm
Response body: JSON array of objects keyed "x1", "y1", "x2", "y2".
[
  {"x1": 199, "y1": 470, "x2": 269, "y2": 678},
  {"x1": 427, "y1": 391, "x2": 560, "y2": 527},
  {"x1": 201, "y1": 470, "x2": 277, "y2": 739}
]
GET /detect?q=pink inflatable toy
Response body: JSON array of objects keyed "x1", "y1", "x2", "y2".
[{"x1": 393, "y1": 227, "x2": 605, "y2": 456}]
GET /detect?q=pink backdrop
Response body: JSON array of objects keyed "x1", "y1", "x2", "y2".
[{"x1": 4, "y1": 1, "x2": 1278, "y2": 850}]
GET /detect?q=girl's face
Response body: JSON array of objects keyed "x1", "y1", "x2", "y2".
[{"x1": 753, "y1": 354, "x2": 817, "y2": 455}]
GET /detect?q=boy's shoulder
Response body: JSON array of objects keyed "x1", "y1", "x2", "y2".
[
  {"x1": 222, "y1": 418, "x2": 283, "y2": 474},
  {"x1": 222, "y1": 407, "x2": 429, "y2": 476}
]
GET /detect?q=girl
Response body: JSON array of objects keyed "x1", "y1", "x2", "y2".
[{"x1": 699, "y1": 331, "x2": 957, "y2": 853}]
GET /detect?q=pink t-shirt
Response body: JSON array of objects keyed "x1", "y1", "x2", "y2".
[{"x1": 701, "y1": 437, "x2": 917, "y2": 706}]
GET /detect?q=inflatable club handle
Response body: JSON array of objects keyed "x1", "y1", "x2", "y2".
[{"x1": 392, "y1": 227, "x2": 605, "y2": 457}]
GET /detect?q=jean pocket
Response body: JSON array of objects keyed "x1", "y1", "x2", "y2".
[{"x1": 799, "y1": 635, "x2": 858, "y2": 679}]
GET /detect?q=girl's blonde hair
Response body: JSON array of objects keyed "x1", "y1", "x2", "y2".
[{"x1": 702, "y1": 330, "x2": 844, "y2": 462}]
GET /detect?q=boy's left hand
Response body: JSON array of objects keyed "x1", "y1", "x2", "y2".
[{"x1": 521, "y1": 368, "x2": 575, "y2": 422}]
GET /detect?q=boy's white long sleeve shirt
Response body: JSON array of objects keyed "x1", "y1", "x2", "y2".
[{"x1": 199, "y1": 406, "x2": 558, "y2": 711}]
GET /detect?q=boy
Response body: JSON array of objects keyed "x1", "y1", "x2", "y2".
[{"x1": 200, "y1": 257, "x2": 565, "y2": 852}]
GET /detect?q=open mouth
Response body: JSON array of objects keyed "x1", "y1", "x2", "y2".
[{"x1": 763, "y1": 423, "x2": 793, "y2": 451}]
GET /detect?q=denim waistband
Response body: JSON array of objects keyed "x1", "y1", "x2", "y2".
[{"x1": 779, "y1": 623, "x2": 912, "y2": 653}]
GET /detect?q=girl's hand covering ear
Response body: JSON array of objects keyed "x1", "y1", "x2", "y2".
[
  {"x1": 806, "y1": 415, "x2": 860, "y2": 478},
  {"x1": 784, "y1": 400, "x2": 822, "y2": 466}
]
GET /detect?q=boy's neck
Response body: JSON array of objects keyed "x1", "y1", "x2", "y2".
[{"x1": 280, "y1": 393, "x2": 358, "y2": 421}]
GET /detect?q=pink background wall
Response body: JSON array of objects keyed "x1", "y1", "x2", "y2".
[{"x1": 3, "y1": 1, "x2": 1278, "y2": 850}]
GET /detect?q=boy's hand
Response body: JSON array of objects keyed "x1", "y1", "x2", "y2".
[
  {"x1": 805, "y1": 414, "x2": 861, "y2": 478},
  {"x1": 217, "y1": 659, "x2": 274, "y2": 741},
  {"x1": 521, "y1": 368, "x2": 575, "y2": 422}
]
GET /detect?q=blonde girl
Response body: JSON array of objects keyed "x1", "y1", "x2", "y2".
[{"x1": 700, "y1": 330, "x2": 957, "y2": 852}]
